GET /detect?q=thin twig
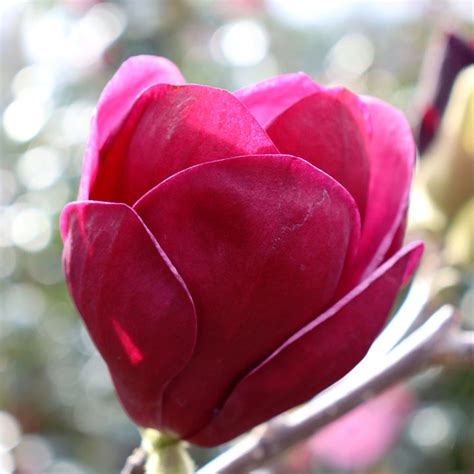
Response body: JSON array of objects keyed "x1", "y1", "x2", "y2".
[
  {"x1": 121, "y1": 446, "x2": 146, "y2": 474},
  {"x1": 198, "y1": 305, "x2": 470, "y2": 473},
  {"x1": 432, "y1": 329, "x2": 474, "y2": 366}
]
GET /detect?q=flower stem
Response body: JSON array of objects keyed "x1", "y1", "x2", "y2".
[{"x1": 141, "y1": 429, "x2": 194, "y2": 474}]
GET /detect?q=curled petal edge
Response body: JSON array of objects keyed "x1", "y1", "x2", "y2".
[
  {"x1": 79, "y1": 55, "x2": 185, "y2": 200},
  {"x1": 189, "y1": 241, "x2": 424, "y2": 446}
]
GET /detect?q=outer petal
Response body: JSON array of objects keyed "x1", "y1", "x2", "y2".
[
  {"x1": 234, "y1": 73, "x2": 320, "y2": 127},
  {"x1": 61, "y1": 201, "x2": 197, "y2": 428},
  {"x1": 90, "y1": 84, "x2": 278, "y2": 205},
  {"x1": 79, "y1": 56, "x2": 185, "y2": 200},
  {"x1": 189, "y1": 242, "x2": 423, "y2": 446},
  {"x1": 134, "y1": 154, "x2": 360, "y2": 438},
  {"x1": 266, "y1": 88, "x2": 370, "y2": 219},
  {"x1": 348, "y1": 98, "x2": 416, "y2": 287}
]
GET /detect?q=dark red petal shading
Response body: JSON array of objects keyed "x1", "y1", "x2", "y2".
[
  {"x1": 266, "y1": 89, "x2": 370, "y2": 220},
  {"x1": 79, "y1": 56, "x2": 185, "y2": 200},
  {"x1": 189, "y1": 242, "x2": 423, "y2": 447},
  {"x1": 60, "y1": 201, "x2": 197, "y2": 428},
  {"x1": 90, "y1": 84, "x2": 278, "y2": 205},
  {"x1": 346, "y1": 98, "x2": 416, "y2": 288},
  {"x1": 234, "y1": 73, "x2": 320, "y2": 127},
  {"x1": 134, "y1": 154, "x2": 360, "y2": 438}
]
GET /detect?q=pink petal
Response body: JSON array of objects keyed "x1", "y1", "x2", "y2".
[
  {"x1": 79, "y1": 56, "x2": 185, "y2": 200},
  {"x1": 348, "y1": 98, "x2": 416, "y2": 286},
  {"x1": 189, "y1": 242, "x2": 423, "y2": 446},
  {"x1": 266, "y1": 88, "x2": 370, "y2": 219},
  {"x1": 134, "y1": 154, "x2": 360, "y2": 438},
  {"x1": 61, "y1": 201, "x2": 197, "y2": 428},
  {"x1": 309, "y1": 385, "x2": 415, "y2": 470},
  {"x1": 234, "y1": 73, "x2": 320, "y2": 127},
  {"x1": 90, "y1": 84, "x2": 278, "y2": 205}
]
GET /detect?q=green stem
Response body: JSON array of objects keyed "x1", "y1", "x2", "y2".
[{"x1": 141, "y1": 429, "x2": 195, "y2": 474}]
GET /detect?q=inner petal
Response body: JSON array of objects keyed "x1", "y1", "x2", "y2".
[
  {"x1": 134, "y1": 153, "x2": 360, "y2": 438},
  {"x1": 90, "y1": 84, "x2": 277, "y2": 205},
  {"x1": 266, "y1": 89, "x2": 370, "y2": 221}
]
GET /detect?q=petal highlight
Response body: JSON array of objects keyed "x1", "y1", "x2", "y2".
[
  {"x1": 234, "y1": 73, "x2": 320, "y2": 127},
  {"x1": 349, "y1": 98, "x2": 416, "y2": 286},
  {"x1": 79, "y1": 56, "x2": 185, "y2": 200}
]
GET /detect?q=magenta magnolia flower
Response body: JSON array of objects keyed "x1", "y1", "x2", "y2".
[{"x1": 61, "y1": 56, "x2": 423, "y2": 447}]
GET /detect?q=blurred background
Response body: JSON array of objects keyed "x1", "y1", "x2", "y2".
[{"x1": 0, "y1": 1, "x2": 472, "y2": 473}]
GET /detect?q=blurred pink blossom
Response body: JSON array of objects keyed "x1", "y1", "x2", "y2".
[{"x1": 287, "y1": 385, "x2": 415, "y2": 472}]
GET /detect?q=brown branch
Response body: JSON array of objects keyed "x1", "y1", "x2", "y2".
[
  {"x1": 432, "y1": 329, "x2": 474, "y2": 366},
  {"x1": 198, "y1": 305, "x2": 470, "y2": 473},
  {"x1": 121, "y1": 303, "x2": 473, "y2": 474}
]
